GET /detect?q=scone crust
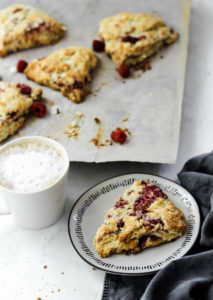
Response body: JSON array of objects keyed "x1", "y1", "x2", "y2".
[
  {"x1": 0, "y1": 4, "x2": 65, "y2": 57},
  {"x1": 98, "y1": 12, "x2": 179, "y2": 67},
  {"x1": 0, "y1": 82, "x2": 42, "y2": 142},
  {"x1": 94, "y1": 180, "x2": 187, "y2": 258},
  {"x1": 24, "y1": 47, "x2": 98, "y2": 103}
]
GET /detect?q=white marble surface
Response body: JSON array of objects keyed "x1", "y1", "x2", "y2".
[{"x1": 0, "y1": 0, "x2": 213, "y2": 299}]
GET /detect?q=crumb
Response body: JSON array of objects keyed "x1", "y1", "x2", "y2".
[
  {"x1": 94, "y1": 117, "x2": 101, "y2": 124},
  {"x1": 61, "y1": 272, "x2": 64, "y2": 275},
  {"x1": 51, "y1": 291, "x2": 54, "y2": 293},
  {"x1": 36, "y1": 298, "x2": 42, "y2": 300},
  {"x1": 90, "y1": 125, "x2": 112, "y2": 147},
  {"x1": 49, "y1": 100, "x2": 55, "y2": 106},
  {"x1": 122, "y1": 81, "x2": 126, "y2": 84},
  {"x1": 75, "y1": 111, "x2": 83, "y2": 118},
  {"x1": 43, "y1": 265, "x2": 47, "y2": 269},
  {"x1": 58, "y1": 289, "x2": 61, "y2": 292},
  {"x1": 115, "y1": 126, "x2": 133, "y2": 137},
  {"x1": 64, "y1": 123, "x2": 80, "y2": 140},
  {"x1": 92, "y1": 267, "x2": 96, "y2": 271},
  {"x1": 101, "y1": 82, "x2": 107, "y2": 86},
  {"x1": 160, "y1": 55, "x2": 164, "y2": 59},
  {"x1": 122, "y1": 116, "x2": 129, "y2": 122}
]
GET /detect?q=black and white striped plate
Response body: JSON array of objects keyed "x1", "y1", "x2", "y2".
[{"x1": 68, "y1": 173, "x2": 200, "y2": 276}]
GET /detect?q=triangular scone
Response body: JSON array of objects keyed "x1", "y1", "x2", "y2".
[
  {"x1": 94, "y1": 180, "x2": 187, "y2": 258},
  {"x1": 24, "y1": 47, "x2": 98, "y2": 103},
  {"x1": 0, "y1": 4, "x2": 65, "y2": 57},
  {"x1": 98, "y1": 12, "x2": 179, "y2": 67},
  {"x1": 0, "y1": 82, "x2": 42, "y2": 142}
]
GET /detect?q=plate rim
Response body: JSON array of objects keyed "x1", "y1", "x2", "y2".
[{"x1": 68, "y1": 172, "x2": 200, "y2": 276}]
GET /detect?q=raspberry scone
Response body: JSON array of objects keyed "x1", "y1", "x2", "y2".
[
  {"x1": 95, "y1": 12, "x2": 178, "y2": 75},
  {"x1": 0, "y1": 4, "x2": 65, "y2": 57},
  {"x1": 24, "y1": 47, "x2": 98, "y2": 103},
  {"x1": 94, "y1": 180, "x2": 186, "y2": 258},
  {"x1": 0, "y1": 82, "x2": 42, "y2": 142}
]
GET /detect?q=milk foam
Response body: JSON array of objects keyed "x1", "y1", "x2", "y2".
[{"x1": 0, "y1": 141, "x2": 66, "y2": 193}]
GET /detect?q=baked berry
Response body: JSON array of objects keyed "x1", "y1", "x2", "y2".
[
  {"x1": 117, "y1": 65, "x2": 130, "y2": 78},
  {"x1": 17, "y1": 60, "x2": 28, "y2": 72},
  {"x1": 139, "y1": 35, "x2": 147, "y2": 40},
  {"x1": 73, "y1": 80, "x2": 84, "y2": 89},
  {"x1": 92, "y1": 40, "x2": 105, "y2": 52},
  {"x1": 32, "y1": 102, "x2": 46, "y2": 118},
  {"x1": 111, "y1": 129, "x2": 127, "y2": 144},
  {"x1": 114, "y1": 198, "x2": 128, "y2": 208},
  {"x1": 16, "y1": 83, "x2": 31, "y2": 95},
  {"x1": 121, "y1": 36, "x2": 138, "y2": 44},
  {"x1": 117, "y1": 219, "x2": 124, "y2": 230}
]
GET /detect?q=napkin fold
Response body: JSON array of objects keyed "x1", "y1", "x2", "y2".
[{"x1": 102, "y1": 151, "x2": 213, "y2": 300}]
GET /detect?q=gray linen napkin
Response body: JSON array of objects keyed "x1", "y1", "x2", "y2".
[{"x1": 102, "y1": 151, "x2": 213, "y2": 300}]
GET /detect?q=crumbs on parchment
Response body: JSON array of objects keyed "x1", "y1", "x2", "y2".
[
  {"x1": 90, "y1": 119, "x2": 112, "y2": 147},
  {"x1": 64, "y1": 111, "x2": 84, "y2": 140}
]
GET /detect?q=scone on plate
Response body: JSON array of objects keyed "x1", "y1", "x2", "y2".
[
  {"x1": 24, "y1": 47, "x2": 98, "y2": 103},
  {"x1": 0, "y1": 82, "x2": 42, "y2": 142},
  {"x1": 95, "y1": 12, "x2": 178, "y2": 75},
  {"x1": 94, "y1": 180, "x2": 186, "y2": 258},
  {"x1": 0, "y1": 4, "x2": 65, "y2": 57}
]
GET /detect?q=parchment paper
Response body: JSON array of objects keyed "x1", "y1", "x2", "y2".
[{"x1": 0, "y1": 0, "x2": 190, "y2": 163}]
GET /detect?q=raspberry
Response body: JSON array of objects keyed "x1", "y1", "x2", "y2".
[
  {"x1": 16, "y1": 83, "x2": 31, "y2": 95},
  {"x1": 92, "y1": 40, "x2": 105, "y2": 52},
  {"x1": 32, "y1": 102, "x2": 46, "y2": 118},
  {"x1": 17, "y1": 60, "x2": 28, "y2": 72},
  {"x1": 111, "y1": 129, "x2": 127, "y2": 144},
  {"x1": 117, "y1": 65, "x2": 130, "y2": 78}
]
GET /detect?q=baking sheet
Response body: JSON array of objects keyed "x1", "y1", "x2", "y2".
[{"x1": 0, "y1": 0, "x2": 190, "y2": 163}]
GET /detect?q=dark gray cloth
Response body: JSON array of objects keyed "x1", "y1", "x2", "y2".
[{"x1": 102, "y1": 151, "x2": 213, "y2": 300}]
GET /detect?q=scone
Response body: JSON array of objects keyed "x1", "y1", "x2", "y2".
[
  {"x1": 0, "y1": 82, "x2": 42, "y2": 142},
  {"x1": 97, "y1": 12, "x2": 178, "y2": 68},
  {"x1": 0, "y1": 4, "x2": 65, "y2": 57},
  {"x1": 94, "y1": 180, "x2": 186, "y2": 258},
  {"x1": 24, "y1": 47, "x2": 98, "y2": 103}
]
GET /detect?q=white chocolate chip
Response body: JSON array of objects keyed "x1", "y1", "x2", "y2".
[
  {"x1": 70, "y1": 121, "x2": 77, "y2": 127},
  {"x1": 75, "y1": 111, "x2": 83, "y2": 118}
]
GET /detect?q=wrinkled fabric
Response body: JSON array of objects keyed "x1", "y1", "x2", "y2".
[{"x1": 102, "y1": 151, "x2": 213, "y2": 300}]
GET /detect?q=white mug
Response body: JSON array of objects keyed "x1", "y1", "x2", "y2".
[{"x1": 0, "y1": 136, "x2": 69, "y2": 229}]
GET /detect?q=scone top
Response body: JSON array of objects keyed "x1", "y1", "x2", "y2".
[
  {"x1": 0, "y1": 4, "x2": 66, "y2": 57},
  {"x1": 0, "y1": 82, "x2": 42, "y2": 120},
  {"x1": 98, "y1": 12, "x2": 179, "y2": 67},
  {"x1": 24, "y1": 47, "x2": 98, "y2": 103}
]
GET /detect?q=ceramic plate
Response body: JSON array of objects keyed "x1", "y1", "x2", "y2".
[{"x1": 68, "y1": 173, "x2": 200, "y2": 275}]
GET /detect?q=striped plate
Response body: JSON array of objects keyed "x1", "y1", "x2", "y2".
[{"x1": 68, "y1": 173, "x2": 200, "y2": 275}]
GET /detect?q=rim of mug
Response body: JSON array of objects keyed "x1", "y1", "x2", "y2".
[{"x1": 0, "y1": 136, "x2": 69, "y2": 195}]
